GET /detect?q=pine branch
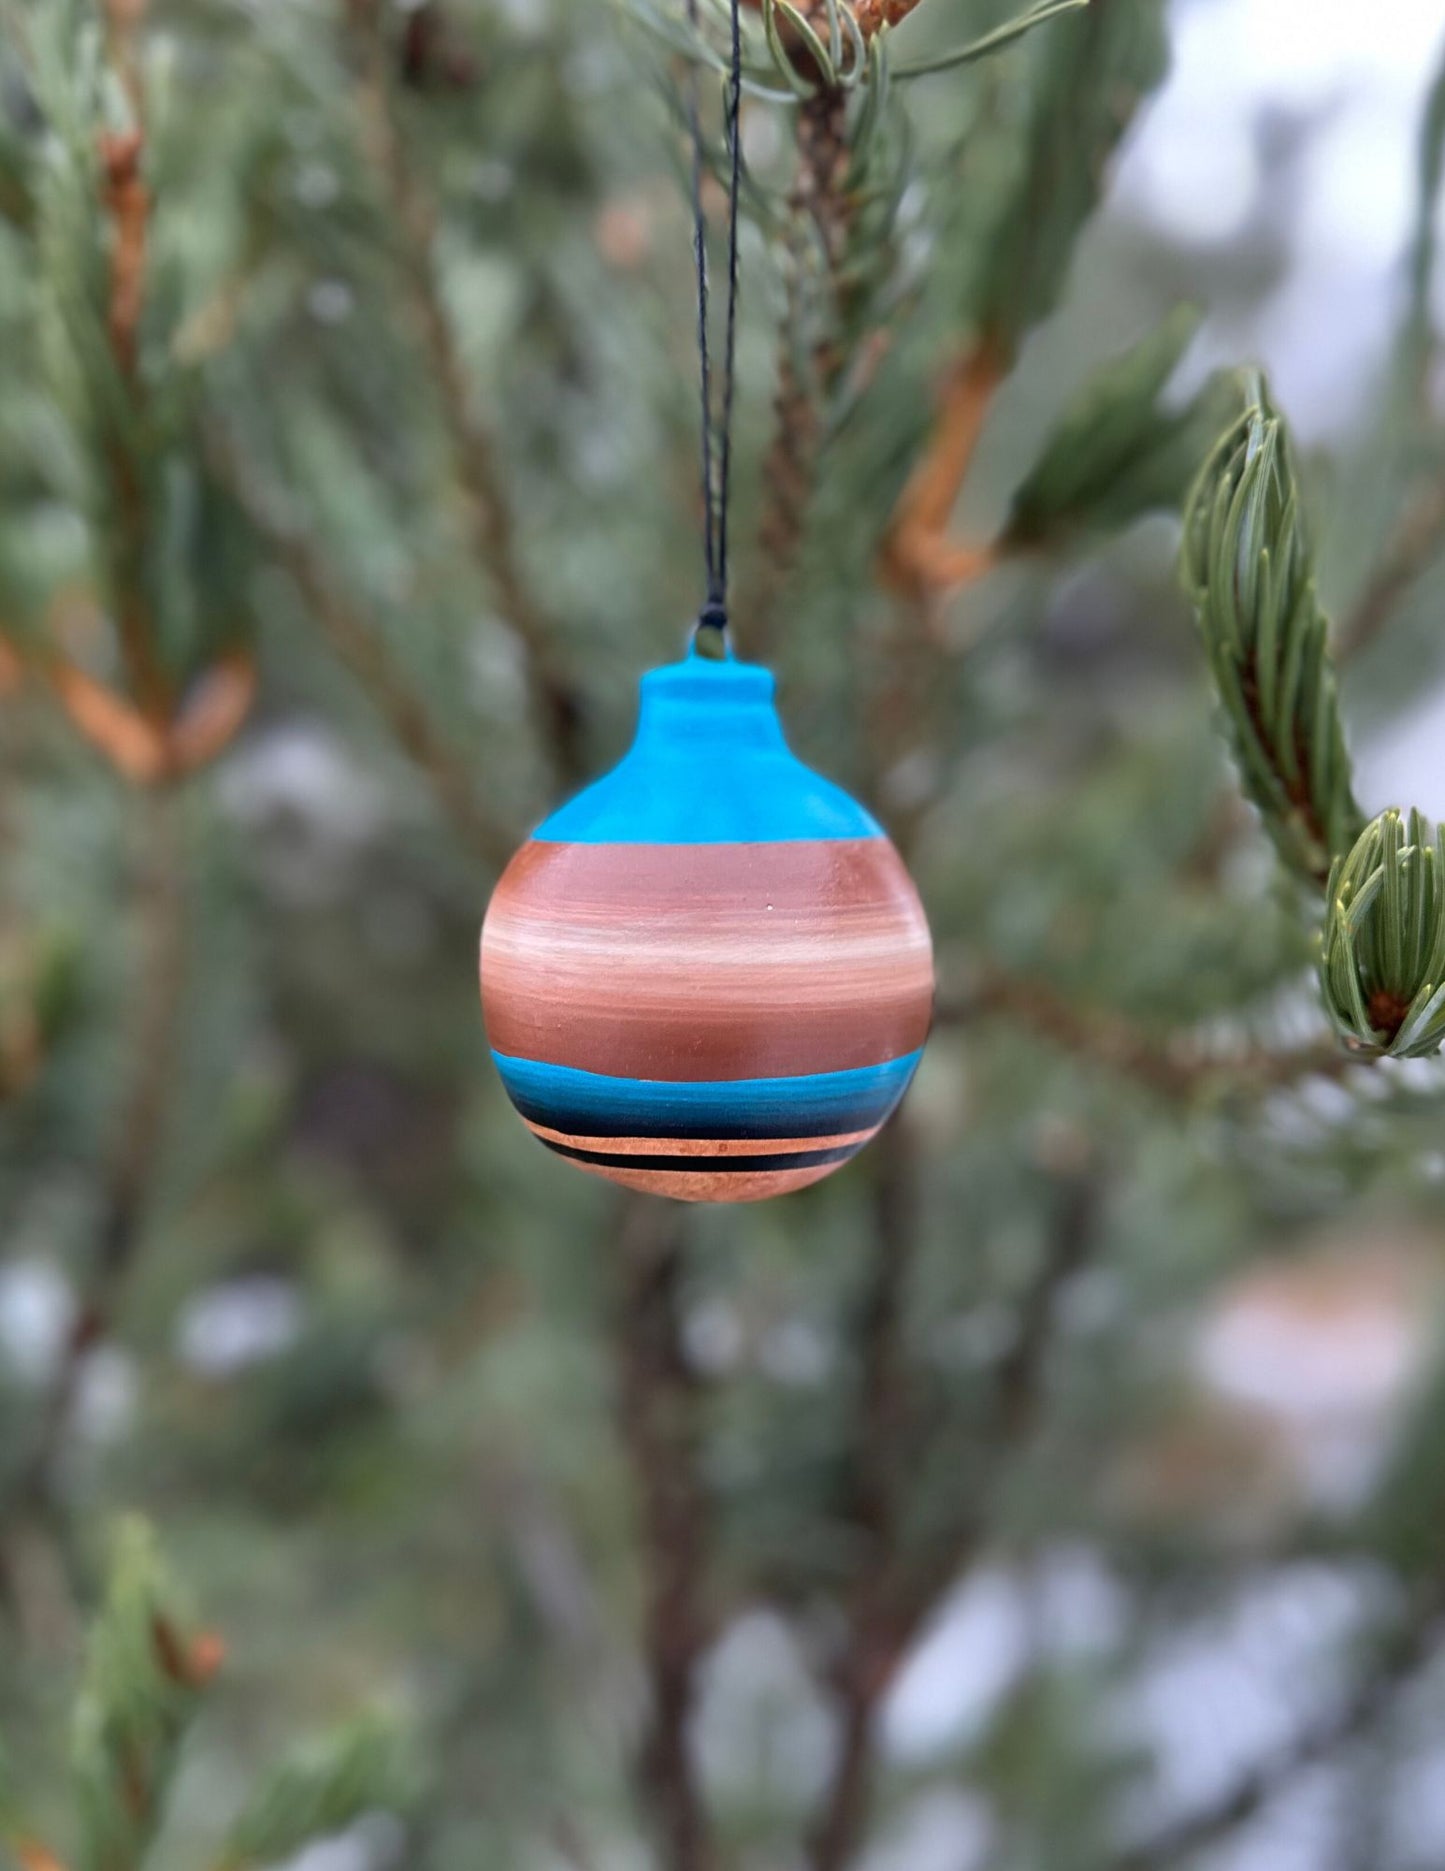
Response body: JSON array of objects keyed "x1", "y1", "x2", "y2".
[
  {"x1": 218, "y1": 1716, "x2": 415, "y2": 1869},
  {"x1": 1, "y1": 1522, "x2": 408, "y2": 1871},
  {"x1": 71, "y1": 1519, "x2": 223, "y2": 1871},
  {"x1": 1181, "y1": 376, "x2": 1364, "y2": 889},
  {"x1": 1336, "y1": 463, "x2": 1445, "y2": 662},
  {"x1": 807, "y1": 1144, "x2": 1102, "y2": 1869},
  {"x1": 1320, "y1": 807, "x2": 1445, "y2": 1058},
  {"x1": 1401, "y1": 33, "x2": 1445, "y2": 398},
  {"x1": 206, "y1": 428, "x2": 516, "y2": 871},
  {"x1": 1112, "y1": 1585, "x2": 1445, "y2": 1871},
  {"x1": 876, "y1": 339, "x2": 1003, "y2": 608},
  {"x1": 615, "y1": 1195, "x2": 716, "y2": 1871},
  {"x1": 938, "y1": 962, "x2": 1377, "y2": 1101},
  {"x1": 806, "y1": 1111, "x2": 920, "y2": 1871},
  {"x1": 851, "y1": 0, "x2": 925, "y2": 32},
  {"x1": 881, "y1": 1159, "x2": 1099, "y2": 1644},
  {"x1": 15, "y1": 787, "x2": 184, "y2": 1522},
  {"x1": 749, "y1": 9, "x2": 854, "y2": 649},
  {"x1": 344, "y1": 0, "x2": 587, "y2": 783},
  {"x1": 967, "y1": 0, "x2": 1165, "y2": 348},
  {"x1": 93, "y1": 114, "x2": 168, "y2": 726}
]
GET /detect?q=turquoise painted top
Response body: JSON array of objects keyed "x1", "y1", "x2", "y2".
[{"x1": 533, "y1": 647, "x2": 882, "y2": 845}]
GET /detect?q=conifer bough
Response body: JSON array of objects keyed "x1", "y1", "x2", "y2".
[
  {"x1": 1321, "y1": 808, "x2": 1445, "y2": 1058},
  {"x1": 1181, "y1": 377, "x2": 1363, "y2": 887}
]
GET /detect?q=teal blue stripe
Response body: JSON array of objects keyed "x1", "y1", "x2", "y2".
[
  {"x1": 492, "y1": 1049, "x2": 922, "y2": 1141},
  {"x1": 533, "y1": 761, "x2": 881, "y2": 844},
  {"x1": 532, "y1": 653, "x2": 882, "y2": 844}
]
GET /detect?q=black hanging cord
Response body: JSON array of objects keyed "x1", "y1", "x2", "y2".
[{"x1": 684, "y1": 0, "x2": 744, "y2": 650}]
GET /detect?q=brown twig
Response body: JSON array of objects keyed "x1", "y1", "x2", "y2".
[
  {"x1": 11, "y1": 1841, "x2": 71, "y2": 1871},
  {"x1": 615, "y1": 1194, "x2": 716, "y2": 1871},
  {"x1": 16, "y1": 787, "x2": 185, "y2": 1522},
  {"x1": 852, "y1": 0, "x2": 928, "y2": 33},
  {"x1": 1112, "y1": 1585, "x2": 1445, "y2": 1871},
  {"x1": 345, "y1": 0, "x2": 587, "y2": 782},
  {"x1": 877, "y1": 338, "x2": 1005, "y2": 610},
  {"x1": 881, "y1": 1155, "x2": 1100, "y2": 1648},
  {"x1": 0, "y1": 982, "x2": 45, "y2": 1105},
  {"x1": 800, "y1": 346, "x2": 1012, "y2": 1863},
  {"x1": 936, "y1": 962, "x2": 1377, "y2": 1103},
  {"x1": 95, "y1": 100, "x2": 170, "y2": 724},
  {"x1": 1337, "y1": 467, "x2": 1445, "y2": 663},
  {"x1": 9, "y1": 0, "x2": 193, "y2": 1537},
  {"x1": 746, "y1": 7, "x2": 855, "y2": 652},
  {"x1": 806, "y1": 1111, "x2": 920, "y2": 1871},
  {"x1": 806, "y1": 1140, "x2": 1100, "y2": 1869},
  {"x1": 862, "y1": 342, "x2": 1005, "y2": 850}
]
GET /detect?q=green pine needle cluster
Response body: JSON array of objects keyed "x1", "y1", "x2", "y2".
[
  {"x1": 1321, "y1": 808, "x2": 1445, "y2": 1058},
  {"x1": 1182, "y1": 377, "x2": 1364, "y2": 886},
  {"x1": 3, "y1": 1522, "x2": 413, "y2": 1871}
]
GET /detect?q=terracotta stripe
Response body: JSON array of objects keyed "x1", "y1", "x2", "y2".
[
  {"x1": 481, "y1": 838, "x2": 933, "y2": 1080},
  {"x1": 524, "y1": 1119, "x2": 879, "y2": 1158},
  {"x1": 534, "y1": 1154, "x2": 846, "y2": 1202},
  {"x1": 493, "y1": 838, "x2": 903, "y2": 914}
]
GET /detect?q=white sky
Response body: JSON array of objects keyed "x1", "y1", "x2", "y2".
[{"x1": 1114, "y1": 0, "x2": 1445, "y2": 438}]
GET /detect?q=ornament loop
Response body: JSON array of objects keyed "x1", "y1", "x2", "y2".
[{"x1": 694, "y1": 599, "x2": 730, "y2": 659}]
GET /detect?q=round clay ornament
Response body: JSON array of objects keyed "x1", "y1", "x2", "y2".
[{"x1": 480, "y1": 648, "x2": 934, "y2": 1201}]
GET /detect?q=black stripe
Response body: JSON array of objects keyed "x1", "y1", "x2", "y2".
[{"x1": 538, "y1": 1137, "x2": 861, "y2": 1174}]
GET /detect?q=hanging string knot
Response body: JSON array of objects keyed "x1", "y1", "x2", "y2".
[{"x1": 692, "y1": 602, "x2": 729, "y2": 654}]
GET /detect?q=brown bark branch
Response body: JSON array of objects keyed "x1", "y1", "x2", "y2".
[
  {"x1": 937, "y1": 962, "x2": 1377, "y2": 1102},
  {"x1": 1337, "y1": 467, "x2": 1445, "y2": 663},
  {"x1": 852, "y1": 0, "x2": 928, "y2": 34},
  {"x1": 805, "y1": 1111, "x2": 919, "y2": 1871},
  {"x1": 615, "y1": 1194, "x2": 716, "y2": 1871},
  {"x1": 877, "y1": 339, "x2": 1005, "y2": 608},
  {"x1": 15, "y1": 787, "x2": 185, "y2": 1523},
  {"x1": 96, "y1": 112, "x2": 170, "y2": 723},
  {"x1": 346, "y1": 0, "x2": 587, "y2": 782},
  {"x1": 1113, "y1": 1586, "x2": 1445, "y2": 1871},
  {"x1": 882, "y1": 1158, "x2": 1099, "y2": 1650},
  {"x1": 807, "y1": 1141, "x2": 1100, "y2": 1870},
  {"x1": 746, "y1": 6, "x2": 853, "y2": 653}
]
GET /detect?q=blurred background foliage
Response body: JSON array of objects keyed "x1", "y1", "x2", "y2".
[{"x1": 5, "y1": 0, "x2": 1445, "y2": 1867}]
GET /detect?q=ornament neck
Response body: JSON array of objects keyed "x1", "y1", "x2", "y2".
[{"x1": 632, "y1": 651, "x2": 786, "y2": 757}]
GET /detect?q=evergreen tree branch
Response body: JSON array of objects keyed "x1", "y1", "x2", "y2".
[
  {"x1": 1401, "y1": 32, "x2": 1445, "y2": 397},
  {"x1": 807, "y1": 1143, "x2": 1101, "y2": 1868},
  {"x1": 937, "y1": 962, "x2": 1377, "y2": 1100},
  {"x1": 748, "y1": 6, "x2": 855, "y2": 650},
  {"x1": 344, "y1": 0, "x2": 587, "y2": 782},
  {"x1": 883, "y1": 1158, "x2": 1099, "y2": 1644},
  {"x1": 1320, "y1": 807, "x2": 1445, "y2": 1058},
  {"x1": 1336, "y1": 463, "x2": 1445, "y2": 662},
  {"x1": 15, "y1": 787, "x2": 185, "y2": 1524},
  {"x1": 71, "y1": 1518, "x2": 224, "y2": 1871},
  {"x1": 615, "y1": 1195, "x2": 716, "y2": 1871},
  {"x1": 851, "y1": 0, "x2": 925, "y2": 32},
  {"x1": 806, "y1": 1111, "x2": 920, "y2": 1871},
  {"x1": 1181, "y1": 375, "x2": 1364, "y2": 888},
  {"x1": 93, "y1": 113, "x2": 168, "y2": 726},
  {"x1": 1112, "y1": 1584, "x2": 1445, "y2": 1871},
  {"x1": 876, "y1": 339, "x2": 1003, "y2": 608},
  {"x1": 207, "y1": 429, "x2": 516, "y2": 871},
  {"x1": 218, "y1": 1716, "x2": 415, "y2": 1869}
]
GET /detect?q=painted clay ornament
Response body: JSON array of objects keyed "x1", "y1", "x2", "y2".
[{"x1": 480, "y1": 646, "x2": 934, "y2": 1201}]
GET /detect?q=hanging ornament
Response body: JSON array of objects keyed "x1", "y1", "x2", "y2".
[{"x1": 479, "y1": 0, "x2": 934, "y2": 1201}]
